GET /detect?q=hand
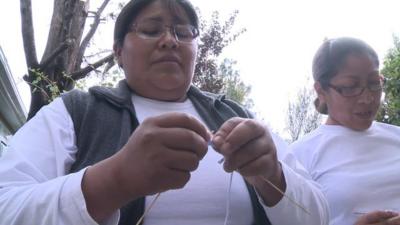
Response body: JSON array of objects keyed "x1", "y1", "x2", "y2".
[
  {"x1": 211, "y1": 117, "x2": 282, "y2": 185},
  {"x1": 82, "y1": 112, "x2": 210, "y2": 222},
  {"x1": 355, "y1": 211, "x2": 400, "y2": 225},
  {"x1": 113, "y1": 112, "x2": 210, "y2": 198}
]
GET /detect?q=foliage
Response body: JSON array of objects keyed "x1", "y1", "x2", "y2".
[
  {"x1": 194, "y1": 10, "x2": 246, "y2": 93},
  {"x1": 376, "y1": 35, "x2": 400, "y2": 126},
  {"x1": 285, "y1": 86, "x2": 322, "y2": 143},
  {"x1": 22, "y1": 0, "x2": 252, "y2": 119},
  {"x1": 28, "y1": 68, "x2": 76, "y2": 102},
  {"x1": 75, "y1": 67, "x2": 124, "y2": 90},
  {"x1": 219, "y1": 59, "x2": 253, "y2": 108}
]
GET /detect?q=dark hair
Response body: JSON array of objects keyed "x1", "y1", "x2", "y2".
[
  {"x1": 312, "y1": 37, "x2": 379, "y2": 114},
  {"x1": 113, "y1": 0, "x2": 199, "y2": 47}
]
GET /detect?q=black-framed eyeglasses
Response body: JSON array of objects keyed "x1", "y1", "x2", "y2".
[
  {"x1": 129, "y1": 20, "x2": 199, "y2": 43},
  {"x1": 327, "y1": 80, "x2": 384, "y2": 97}
]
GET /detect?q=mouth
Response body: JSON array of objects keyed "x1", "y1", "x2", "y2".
[
  {"x1": 153, "y1": 56, "x2": 181, "y2": 65},
  {"x1": 354, "y1": 111, "x2": 374, "y2": 119}
]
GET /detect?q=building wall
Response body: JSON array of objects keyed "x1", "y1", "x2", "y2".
[
  {"x1": 0, "y1": 123, "x2": 9, "y2": 157},
  {"x1": 0, "y1": 46, "x2": 26, "y2": 156}
]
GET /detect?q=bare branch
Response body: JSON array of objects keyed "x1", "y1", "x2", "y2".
[
  {"x1": 71, "y1": 53, "x2": 114, "y2": 80},
  {"x1": 20, "y1": 0, "x2": 39, "y2": 68},
  {"x1": 76, "y1": 0, "x2": 111, "y2": 68},
  {"x1": 102, "y1": 60, "x2": 116, "y2": 75},
  {"x1": 40, "y1": 39, "x2": 72, "y2": 69},
  {"x1": 85, "y1": 49, "x2": 113, "y2": 59}
]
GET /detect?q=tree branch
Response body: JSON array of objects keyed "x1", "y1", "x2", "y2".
[
  {"x1": 40, "y1": 39, "x2": 72, "y2": 69},
  {"x1": 85, "y1": 49, "x2": 113, "y2": 58},
  {"x1": 71, "y1": 53, "x2": 114, "y2": 80},
  {"x1": 76, "y1": 0, "x2": 111, "y2": 68},
  {"x1": 20, "y1": 0, "x2": 39, "y2": 68}
]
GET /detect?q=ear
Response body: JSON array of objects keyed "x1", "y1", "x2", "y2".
[
  {"x1": 314, "y1": 81, "x2": 326, "y2": 102},
  {"x1": 113, "y1": 42, "x2": 123, "y2": 67}
]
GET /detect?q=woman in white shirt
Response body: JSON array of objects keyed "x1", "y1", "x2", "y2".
[
  {"x1": 290, "y1": 37, "x2": 400, "y2": 225},
  {"x1": 0, "y1": 0, "x2": 329, "y2": 224}
]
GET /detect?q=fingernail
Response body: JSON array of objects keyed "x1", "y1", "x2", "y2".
[{"x1": 212, "y1": 135, "x2": 222, "y2": 147}]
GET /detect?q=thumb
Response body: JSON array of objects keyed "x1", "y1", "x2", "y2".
[{"x1": 211, "y1": 117, "x2": 243, "y2": 152}]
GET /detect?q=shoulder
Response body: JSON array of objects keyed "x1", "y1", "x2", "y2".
[
  {"x1": 188, "y1": 85, "x2": 253, "y2": 119},
  {"x1": 60, "y1": 89, "x2": 92, "y2": 118},
  {"x1": 9, "y1": 97, "x2": 73, "y2": 146},
  {"x1": 373, "y1": 121, "x2": 400, "y2": 131},
  {"x1": 289, "y1": 128, "x2": 326, "y2": 157},
  {"x1": 61, "y1": 88, "x2": 91, "y2": 105},
  {"x1": 291, "y1": 128, "x2": 324, "y2": 148},
  {"x1": 371, "y1": 121, "x2": 400, "y2": 137}
]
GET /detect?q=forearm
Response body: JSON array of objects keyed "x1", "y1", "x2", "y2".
[
  {"x1": 0, "y1": 170, "x2": 102, "y2": 225},
  {"x1": 82, "y1": 154, "x2": 140, "y2": 223},
  {"x1": 259, "y1": 162, "x2": 330, "y2": 225}
]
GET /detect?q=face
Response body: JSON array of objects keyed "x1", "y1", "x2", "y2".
[
  {"x1": 316, "y1": 54, "x2": 382, "y2": 131},
  {"x1": 114, "y1": 0, "x2": 198, "y2": 101}
]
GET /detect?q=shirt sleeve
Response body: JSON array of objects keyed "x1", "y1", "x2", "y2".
[
  {"x1": 0, "y1": 98, "x2": 119, "y2": 225},
  {"x1": 259, "y1": 133, "x2": 330, "y2": 225}
]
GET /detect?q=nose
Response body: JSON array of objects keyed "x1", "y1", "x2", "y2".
[{"x1": 158, "y1": 29, "x2": 178, "y2": 49}]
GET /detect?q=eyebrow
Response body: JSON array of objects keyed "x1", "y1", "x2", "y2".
[
  {"x1": 340, "y1": 70, "x2": 379, "y2": 78},
  {"x1": 138, "y1": 15, "x2": 188, "y2": 24}
]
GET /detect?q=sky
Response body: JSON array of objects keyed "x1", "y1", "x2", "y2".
[{"x1": 1, "y1": 0, "x2": 400, "y2": 135}]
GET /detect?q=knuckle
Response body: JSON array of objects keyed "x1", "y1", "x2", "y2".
[
  {"x1": 243, "y1": 119, "x2": 258, "y2": 130},
  {"x1": 174, "y1": 173, "x2": 190, "y2": 189},
  {"x1": 187, "y1": 130, "x2": 199, "y2": 143},
  {"x1": 180, "y1": 113, "x2": 193, "y2": 124},
  {"x1": 142, "y1": 116, "x2": 156, "y2": 125},
  {"x1": 189, "y1": 158, "x2": 200, "y2": 171},
  {"x1": 141, "y1": 128, "x2": 158, "y2": 144}
]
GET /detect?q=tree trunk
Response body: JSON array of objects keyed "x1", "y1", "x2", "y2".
[{"x1": 24, "y1": 0, "x2": 89, "y2": 120}]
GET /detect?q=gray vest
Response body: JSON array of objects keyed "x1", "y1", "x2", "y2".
[{"x1": 62, "y1": 80, "x2": 271, "y2": 225}]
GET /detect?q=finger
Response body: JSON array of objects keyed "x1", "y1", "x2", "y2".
[
  {"x1": 161, "y1": 169, "x2": 191, "y2": 190},
  {"x1": 150, "y1": 112, "x2": 211, "y2": 141},
  {"x1": 224, "y1": 119, "x2": 266, "y2": 150},
  {"x1": 356, "y1": 211, "x2": 398, "y2": 224},
  {"x1": 160, "y1": 127, "x2": 208, "y2": 159},
  {"x1": 387, "y1": 215, "x2": 400, "y2": 223},
  {"x1": 212, "y1": 117, "x2": 243, "y2": 151},
  {"x1": 163, "y1": 148, "x2": 201, "y2": 172},
  {"x1": 236, "y1": 154, "x2": 276, "y2": 177},
  {"x1": 223, "y1": 137, "x2": 272, "y2": 172},
  {"x1": 216, "y1": 119, "x2": 266, "y2": 155}
]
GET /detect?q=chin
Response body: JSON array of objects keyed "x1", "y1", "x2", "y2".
[{"x1": 350, "y1": 121, "x2": 374, "y2": 131}]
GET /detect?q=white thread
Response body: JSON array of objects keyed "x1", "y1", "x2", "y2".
[
  {"x1": 223, "y1": 172, "x2": 234, "y2": 225},
  {"x1": 136, "y1": 192, "x2": 161, "y2": 225}
]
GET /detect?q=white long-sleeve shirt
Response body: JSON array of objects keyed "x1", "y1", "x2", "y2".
[
  {"x1": 290, "y1": 122, "x2": 400, "y2": 225},
  {"x1": 0, "y1": 97, "x2": 329, "y2": 225}
]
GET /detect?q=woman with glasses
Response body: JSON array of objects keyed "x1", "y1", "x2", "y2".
[
  {"x1": 290, "y1": 37, "x2": 400, "y2": 225},
  {"x1": 0, "y1": 0, "x2": 329, "y2": 225}
]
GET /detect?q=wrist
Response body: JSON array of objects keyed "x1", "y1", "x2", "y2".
[
  {"x1": 81, "y1": 153, "x2": 141, "y2": 222},
  {"x1": 250, "y1": 163, "x2": 286, "y2": 206}
]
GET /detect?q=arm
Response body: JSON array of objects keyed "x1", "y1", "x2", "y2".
[
  {"x1": 211, "y1": 117, "x2": 329, "y2": 225},
  {"x1": 355, "y1": 211, "x2": 400, "y2": 225},
  {"x1": 261, "y1": 152, "x2": 330, "y2": 225},
  {"x1": 0, "y1": 98, "x2": 114, "y2": 225}
]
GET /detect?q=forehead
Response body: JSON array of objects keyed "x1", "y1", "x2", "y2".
[
  {"x1": 335, "y1": 53, "x2": 379, "y2": 79},
  {"x1": 134, "y1": 0, "x2": 190, "y2": 23}
]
